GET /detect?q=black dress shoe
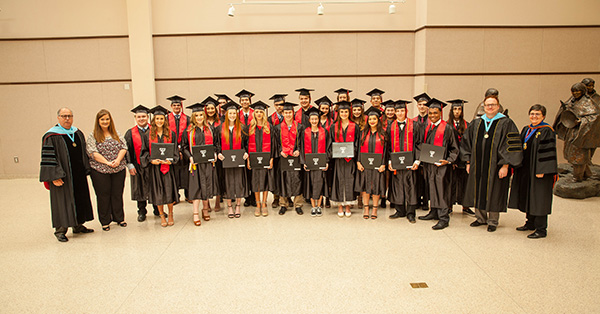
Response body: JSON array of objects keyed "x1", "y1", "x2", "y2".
[
  {"x1": 244, "y1": 199, "x2": 251, "y2": 207},
  {"x1": 250, "y1": 200, "x2": 257, "y2": 207},
  {"x1": 516, "y1": 225, "x2": 535, "y2": 231},
  {"x1": 407, "y1": 215, "x2": 416, "y2": 223},
  {"x1": 418, "y1": 213, "x2": 438, "y2": 220},
  {"x1": 137, "y1": 213, "x2": 147, "y2": 222},
  {"x1": 389, "y1": 211, "x2": 403, "y2": 219},
  {"x1": 153, "y1": 209, "x2": 161, "y2": 216},
  {"x1": 462, "y1": 208, "x2": 476, "y2": 216},
  {"x1": 55, "y1": 233, "x2": 68, "y2": 242},
  {"x1": 487, "y1": 225, "x2": 497, "y2": 232},
  {"x1": 527, "y1": 231, "x2": 546, "y2": 239},
  {"x1": 432, "y1": 222, "x2": 448, "y2": 230},
  {"x1": 278, "y1": 207, "x2": 287, "y2": 215},
  {"x1": 380, "y1": 198, "x2": 387, "y2": 208},
  {"x1": 295, "y1": 207, "x2": 304, "y2": 215},
  {"x1": 72, "y1": 226, "x2": 94, "y2": 234},
  {"x1": 470, "y1": 220, "x2": 486, "y2": 227}
]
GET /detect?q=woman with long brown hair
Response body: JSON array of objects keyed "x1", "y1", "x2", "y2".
[
  {"x1": 86, "y1": 109, "x2": 128, "y2": 231},
  {"x1": 350, "y1": 98, "x2": 367, "y2": 131},
  {"x1": 141, "y1": 105, "x2": 179, "y2": 227},
  {"x1": 247, "y1": 101, "x2": 275, "y2": 217},
  {"x1": 182, "y1": 99, "x2": 220, "y2": 225},
  {"x1": 216, "y1": 101, "x2": 249, "y2": 218}
]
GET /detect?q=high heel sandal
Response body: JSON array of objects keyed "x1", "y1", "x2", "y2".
[
  {"x1": 160, "y1": 214, "x2": 167, "y2": 227},
  {"x1": 262, "y1": 203, "x2": 268, "y2": 216},
  {"x1": 202, "y1": 209, "x2": 210, "y2": 221},
  {"x1": 235, "y1": 204, "x2": 241, "y2": 218},
  {"x1": 193, "y1": 212, "x2": 201, "y2": 226},
  {"x1": 118, "y1": 221, "x2": 127, "y2": 227},
  {"x1": 227, "y1": 205, "x2": 235, "y2": 219},
  {"x1": 363, "y1": 206, "x2": 370, "y2": 219},
  {"x1": 167, "y1": 213, "x2": 174, "y2": 226},
  {"x1": 371, "y1": 207, "x2": 378, "y2": 219},
  {"x1": 255, "y1": 202, "x2": 261, "y2": 217},
  {"x1": 102, "y1": 225, "x2": 110, "y2": 231}
]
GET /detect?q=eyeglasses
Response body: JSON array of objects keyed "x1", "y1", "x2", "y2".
[
  {"x1": 483, "y1": 103, "x2": 499, "y2": 107},
  {"x1": 59, "y1": 115, "x2": 73, "y2": 119}
]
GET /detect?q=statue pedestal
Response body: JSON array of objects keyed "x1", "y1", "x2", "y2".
[{"x1": 554, "y1": 163, "x2": 600, "y2": 199}]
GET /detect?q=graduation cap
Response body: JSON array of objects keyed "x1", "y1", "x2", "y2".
[
  {"x1": 364, "y1": 106, "x2": 383, "y2": 118},
  {"x1": 305, "y1": 106, "x2": 322, "y2": 117},
  {"x1": 334, "y1": 88, "x2": 352, "y2": 95},
  {"x1": 394, "y1": 100, "x2": 411, "y2": 109},
  {"x1": 295, "y1": 88, "x2": 314, "y2": 96},
  {"x1": 314, "y1": 96, "x2": 333, "y2": 107},
  {"x1": 235, "y1": 89, "x2": 255, "y2": 99},
  {"x1": 250, "y1": 100, "x2": 269, "y2": 111},
  {"x1": 447, "y1": 99, "x2": 468, "y2": 107},
  {"x1": 222, "y1": 101, "x2": 241, "y2": 112},
  {"x1": 282, "y1": 102, "x2": 298, "y2": 111},
  {"x1": 425, "y1": 98, "x2": 448, "y2": 110},
  {"x1": 351, "y1": 98, "x2": 367, "y2": 107},
  {"x1": 269, "y1": 94, "x2": 287, "y2": 103},
  {"x1": 199, "y1": 96, "x2": 218, "y2": 107},
  {"x1": 366, "y1": 88, "x2": 385, "y2": 97},
  {"x1": 413, "y1": 92, "x2": 431, "y2": 103},
  {"x1": 335, "y1": 101, "x2": 351, "y2": 111},
  {"x1": 186, "y1": 103, "x2": 205, "y2": 113},
  {"x1": 167, "y1": 95, "x2": 186, "y2": 104},
  {"x1": 214, "y1": 94, "x2": 232, "y2": 102},
  {"x1": 149, "y1": 105, "x2": 170, "y2": 116},
  {"x1": 131, "y1": 104, "x2": 150, "y2": 114},
  {"x1": 382, "y1": 100, "x2": 396, "y2": 109}
]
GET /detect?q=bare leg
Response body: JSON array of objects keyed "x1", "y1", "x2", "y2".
[
  {"x1": 192, "y1": 200, "x2": 201, "y2": 225},
  {"x1": 158, "y1": 205, "x2": 167, "y2": 227},
  {"x1": 254, "y1": 192, "x2": 261, "y2": 216},
  {"x1": 214, "y1": 195, "x2": 222, "y2": 212},
  {"x1": 202, "y1": 200, "x2": 210, "y2": 221},
  {"x1": 167, "y1": 203, "x2": 174, "y2": 226}
]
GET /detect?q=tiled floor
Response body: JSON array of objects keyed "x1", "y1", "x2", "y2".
[{"x1": 1, "y1": 177, "x2": 598, "y2": 313}]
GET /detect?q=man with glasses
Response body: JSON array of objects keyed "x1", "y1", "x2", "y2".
[{"x1": 40, "y1": 108, "x2": 95, "y2": 242}]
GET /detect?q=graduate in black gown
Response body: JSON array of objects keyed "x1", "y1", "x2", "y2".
[
  {"x1": 273, "y1": 102, "x2": 305, "y2": 215},
  {"x1": 316, "y1": 96, "x2": 334, "y2": 209},
  {"x1": 355, "y1": 107, "x2": 389, "y2": 219},
  {"x1": 446, "y1": 99, "x2": 476, "y2": 216},
  {"x1": 330, "y1": 101, "x2": 360, "y2": 217},
  {"x1": 461, "y1": 94, "x2": 523, "y2": 232},
  {"x1": 412, "y1": 93, "x2": 432, "y2": 211},
  {"x1": 124, "y1": 105, "x2": 159, "y2": 222},
  {"x1": 204, "y1": 97, "x2": 223, "y2": 212},
  {"x1": 350, "y1": 98, "x2": 367, "y2": 208},
  {"x1": 387, "y1": 101, "x2": 422, "y2": 223},
  {"x1": 267, "y1": 94, "x2": 286, "y2": 209},
  {"x1": 417, "y1": 99, "x2": 459, "y2": 230},
  {"x1": 236, "y1": 90, "x2": 257, "y2": 208},
  {"x1": 300, "y1": 107, "x2": 332, "y2": 217},
  {"x1": 182, "y1": 99, "x2": 220, "y2": 226},
  {"x1": 166, "y1": 95, "x2": 190, "y2": 204},
  {"x1": 246, "y1": 100, "x2": 276, "y2": 217},
  {"x1": 141, "y1": 105, "x2": 180, "y2": 227},
  {"x1": 380, "y1": 100, "x2": 397, "y2": 209},
  {"x1": 216, "y1": 101, "x2": 250, "y2": 218},
  {"x1": 333, "y1": 88, "x2": 352, "y2": 121},
  {"x1": 509, "y1": 104, "x2": 557, "y2": 239},
  {"x1": 294, "y1": 88, "x2": 314, "y2": 128}
]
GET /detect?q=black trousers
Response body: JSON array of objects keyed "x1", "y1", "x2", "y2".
[
  {"x1": 525, "y1": 213, "x2": 548, "y2": 235},
  {"x1": 137, "y1": 201, "x2": 158, "y2": 215},
  {"x1": 90, "y1": 169, "x2": 126, "y2": 226},
  {"x1": 394, "y1": 204, "x2": 416, "y2": 218}
]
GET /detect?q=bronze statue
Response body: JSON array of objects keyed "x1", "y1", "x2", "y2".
[
  {"x1": 582, "y1": 78, "x2": 600, "y2": 105},
  {"x1": 472, "y1": 88, "x2": 507, "y2": 119},
  {"x1": 553, "y1": 83, "x2": 600, "y2": 181}
]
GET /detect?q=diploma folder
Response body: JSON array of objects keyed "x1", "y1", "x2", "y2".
[
  {"x1": 249, "y1": 152, "x2": 271, "y2": 169},
  {"x1": 222, "y1": 149, "x2": 245, "y2": 168},
  {"x1": 280, "y1": 156, "x2": 301, "y2": 171},
  {"x1": 151, "y1": 143, "x2": 175, "y2": 161},
  {"x1": 305, "y1": 153, "x2": 327, "y2": 170},
  {"x1": 390, "y1": 152, "x2": 414, "y2": 169},
  {"x1": 192, "y1": 145, "x2": 215, "y2": 164},
  {"x1": 420, "y1": 143, "x2": 446, "y2": 165},
  {"x1": 360, "y1": 153, "x2": 383, "y2": 170},
  {"x1": 332, "y1": 142, "x2": 354, "y2": 159}
]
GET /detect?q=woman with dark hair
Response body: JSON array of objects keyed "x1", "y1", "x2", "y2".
[
  {"x1": 350, "y1": 99, "x2": 367, "y2": 131},
  {"x1": 509, "y1": 104, "x2": 557, "y2": 239},
  {"x1": 355, "y1": 107, "x2": 389, "y2": 219},
  {"x1": 316, "y1": 96, "x2": 334, "y2": 209},
  {"x1": 87, "y1": 109, "x2": 128, "y2": 231},
  {"x1": 206, "y1": 97, "x2": 224, "y2": 212}
]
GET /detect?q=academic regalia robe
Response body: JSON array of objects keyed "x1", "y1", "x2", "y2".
[
  {"x1": 268, "y1": 112, "x2": 284, "y2": 126},
  {"x1": 330, "y1": 121, "x2": 360, "y2": 203},
  {"x1": 168, "y1": 113, "x2": 190, "y2": 191},
  {"x1": 215, "y1": 125, "x2": 249, "y2": 199},
  {"x1": 273, "y1": 120, "x2": 304, "y2": 198},
  {"x1": 386, "y1": 120, "x2": 421, "y2": 207},
  {"x1": 355, "y1": 130, "x2": 389, "y2": 196},
  {"x1": 207, "y1": 118, "x2": 226, "y2": 197},
  {"x1": 295, "y1": 107, "x2": 312, "y2": 128},
  {"x1": 508, "y1": 125, "x2": 557, "y2": 216},
  {"x1": 449, "y1": 119, "x2": 470, "y2": 206},
  {"x1": 141, "y1": 131, "x2": 180, "y2": 205},
  {"x1": 300, "y1": 127, "x2": 332, "y2": 200},
  {"x1": 247, "y1": 125, "x2": 276, "y2": 193},
  {"x1": 40, "y1": 129, "x2": 94, "y2": 228},
  {"x1": 240, "y1": 109, "x2": 254, "y2": 126},
  {"x1": 412, "y1": 116, "x2": 429, "y2": 207},
  {"x1": 320, "y1": 117, "x2": 335, "y2": 190},
  {"x1": 124, "y1": 126, "x2": 151, "y2": 202},
  {"x1": 182, "y1": 126, "x2": 220, "y2": 201},
  {"x1": 461, "y1": 117, "x2": 523, "y2": 212}
]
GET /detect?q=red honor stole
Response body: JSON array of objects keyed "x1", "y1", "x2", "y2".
[
  {"x1": 449, "y1": 119, "x2": 468, "y2": 142},
  {"x1": 168, "y1": 113, "x2": 187, "y2": 144},
  {"x1": 361, "y1": 130, "x2": 384, "y2": 154},
  {"x1": 391, "y1": 119, "x2": 413, "y2": 152},
  {"x1": 281, "y1": 120, "x2": 298, "y2": 155},
  {"x1": 424, "y1": 120, "x2": 447, "y2": 147},
  {"x1": 248, "y1": 126, "x2": 271, "y2": 153},
  {"x1": 321, "y1": 118, "x2": 332, "y2": 131},
  {"x1": 239, "y1": 109, "x2": 254, "y2": 125},
  {"x1": 335, "y1": 121, "x2": 356, "y2": 162},
  {"x1": 412, "y1": 115, "x2": 430, "y2": 124},
  {"x1": 295, "y1": 107, "x2": 311, "y2": 124},
  {"x1": 130, "y1": 126, "x2": 148, "y2": 164},
  {"x1": 149, "y1": 133, "x2": 171, "y2": 175},
  {"x1": 221, "y1": 126, "x2": 242, "y2": 150},
  {"x1": 304, "y1": 127, "x2": 326, "y2": 154},
  {"x1": 189, "y1": 126, "x2": 213, "y2": 147},
  {"x1": 270, "y1": 112, "x2": 281, "y2": 126}
]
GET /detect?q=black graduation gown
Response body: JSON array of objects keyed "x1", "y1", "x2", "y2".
[
  {"x1": 300, "y1": 128, "x2": 332, "y2": 200},
  {"x1": 40, "y1": 130, "x2": 94, "y2": 228},
  {"x1": 355, "y1": 130, "x2": 389, "y2": 196},
  {"x1": 273, "y1": 122, "x2": 304, "y2": 198},
  {"x1": 215, "y1": 125, "x2": 249, "y2": 199},
  {"x1": 420, "y1": 122, "x2": 459, "y2": 209},
  {"x1": 449, "y1": 120, "x2": 470, "y2": 206},
  {"x1": 321, "y1": 118, "x2": 335, "y2": 191},
  {"x1": 508, "y1": 126, "x2": 557, "y2": 216},
  {"x1": 295, "y1": 107, "x2": 312, "y2": 128},
  {"x1": 141, "y1": 131, "x2": 180, "y2": 205},
  {"x1": 461, "y1": 117, "x2": 523, "y2": 212},
  {"x1": 208, "y1": 119, "x2": 226, "y2": 197},
  {"x1": 182, "y1": 126, "x2": 220, "y2": 201},
  {"x1": 247, "y1": 125, "x2": 276, "y2": 193},
  {"x1": 330, "y1": 122, "x2": 360, "y2": 203},
  {"x1": 386, "y1": 121, "x2": 422, "y2": 207},
  {"x1": 170, "y1": 113, "x2": 190, "y2": 190},
  {"x1": 124, "y1": 126, "x2": 151, "y2": 202}
]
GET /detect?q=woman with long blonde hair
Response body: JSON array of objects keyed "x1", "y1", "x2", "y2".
[{"x1": 247, "y1": 101, "x2": 275, "y2": 217}]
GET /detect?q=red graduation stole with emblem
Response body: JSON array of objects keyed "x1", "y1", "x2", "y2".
[
  {"x1": 168, "y1": 113, "x2": 187, "y2": 144},
  {"x1": 391, "y1": 119, "x2": 413, "y2": 152},
  {"x1": 360, "y1": 130, "x2": 384, "y2": 154},
  {"x1": 149, "y1": 132, "x2": 171, "y2": 175},
  {"x1": 335, "y1": 121, "x2": 356, "y2": 162},
  {"x1": 304, "y1": 127, "x2": 326, "y2": 154},
  {"x1": 239, "y1": 109, "x2": 254, "y2": 125},
  {"x1": 424, "y1": 120, "x2": 447, "y2": 146},
  {"x1": 221, "y1": 125, "x2": 242, "y2": 150},
  {"x1": 281, "y1": 120, "x2": 298, "y2": 155},
  {"x1": 189, "y1": 126, "x2": 213, "y2": 147},
  {"x1": 248, "y1": 126, "x2": 271, "y2": 153},
  {"x1": 321, "y1": 118, "x2": 333, "y2": 131},
  {"x1": 131, "y1": 125, "x2": 150, "y2": 164}
]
